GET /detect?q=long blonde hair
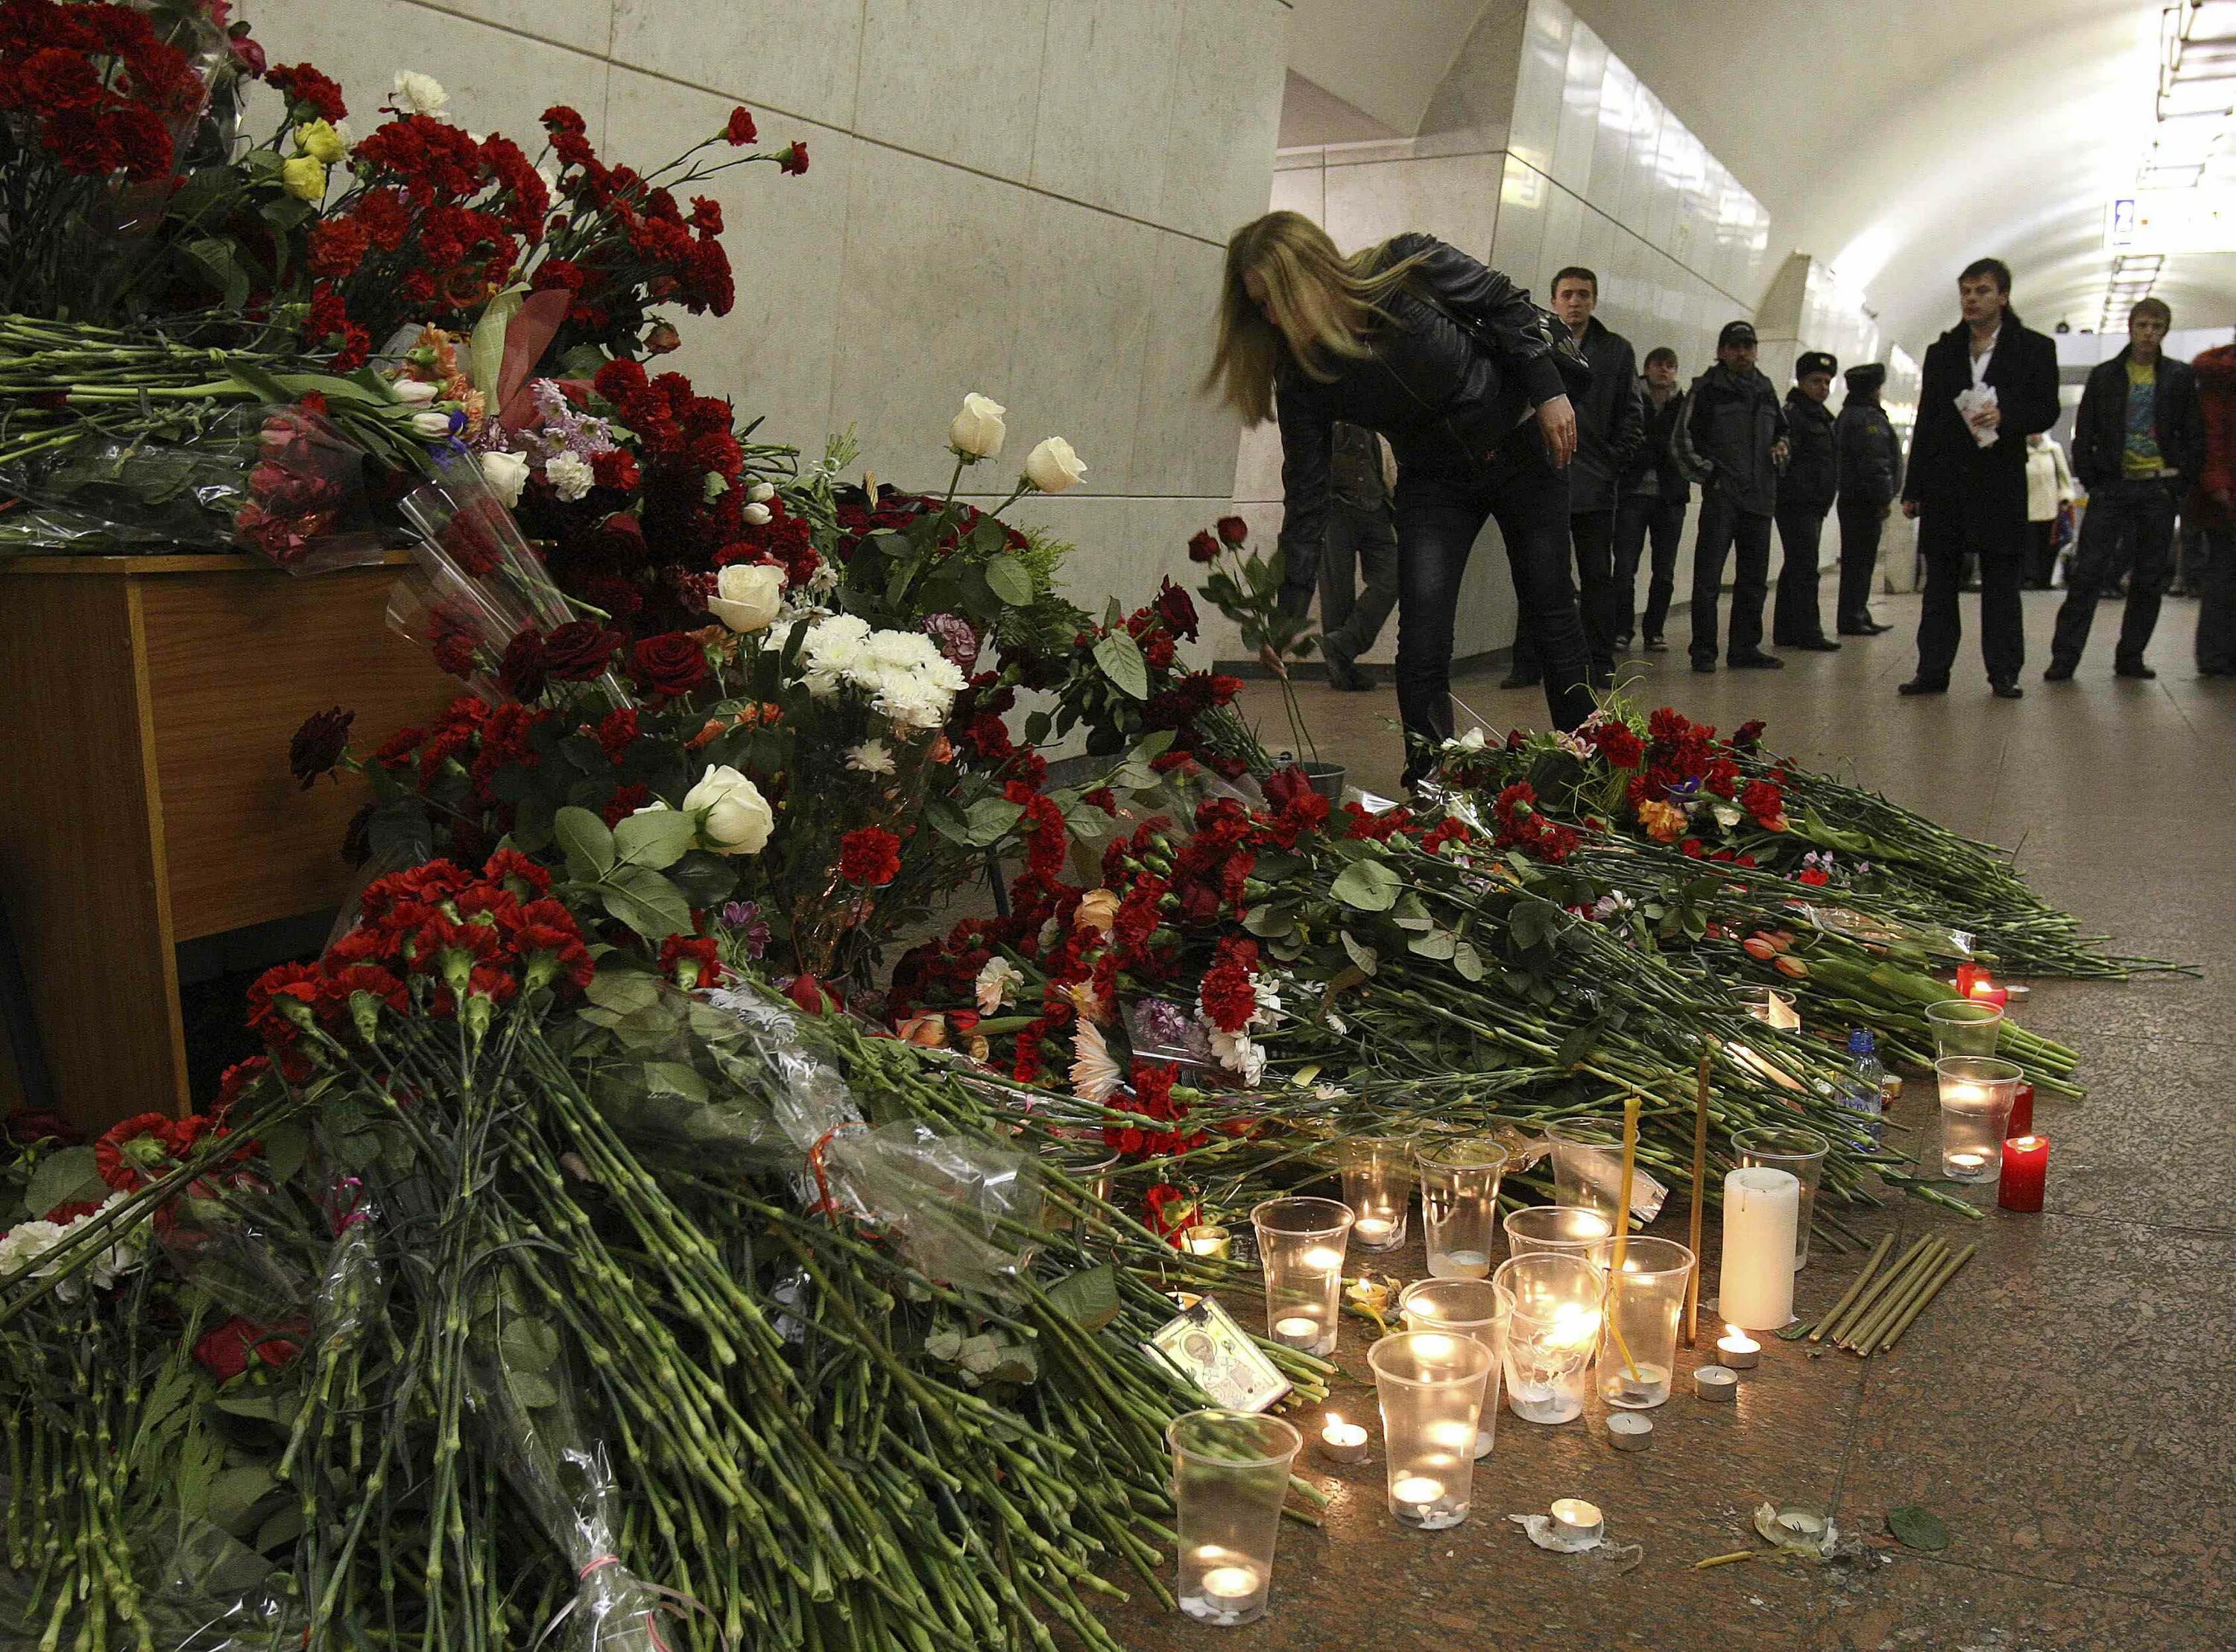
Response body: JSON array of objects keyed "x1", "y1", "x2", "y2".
[{"x1": 1203, "y1": 212, "x2": 1427, "y2": 423}]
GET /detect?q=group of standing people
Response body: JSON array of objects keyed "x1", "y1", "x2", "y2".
[{"x1": 1206, "y1": 212, "x2": 2232, "y2": 784}]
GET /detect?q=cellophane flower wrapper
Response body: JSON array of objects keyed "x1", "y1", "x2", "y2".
[
  {"x1": 230, "y1": 403, "x2": 395, "y2": 573},
  {"x1": 385, "y1": 561, "x2": 532, "y2": 706}
]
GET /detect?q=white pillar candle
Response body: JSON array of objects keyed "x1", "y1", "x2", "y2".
[{"x1": 1718, "y1": 1165, "x2": 1798, "y2": 1330}]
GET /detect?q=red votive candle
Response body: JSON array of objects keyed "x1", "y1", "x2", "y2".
[
  {"x1": 1997, "y1": 1133, "x2": 2048, "y2": 1212},
  {"x1": 2006, "y1": 1082, "x2": 2036, "y2": 1139}
]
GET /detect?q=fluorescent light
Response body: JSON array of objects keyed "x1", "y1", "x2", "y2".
[
  {"x1": 2161, "y1": 77, "x2": 2236, "y2": 116},
  {"x1": 2185, "y1": 1, "x2": 2236, "y2": 42}
]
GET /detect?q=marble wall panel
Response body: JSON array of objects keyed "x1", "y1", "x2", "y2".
[{"x1": 853, "y1": 0, "x2": 1051, "y2": 183}]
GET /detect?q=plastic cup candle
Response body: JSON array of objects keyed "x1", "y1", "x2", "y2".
[
  {"x1": 1997, "y1": 1133, "x2": 2050, "y2": 1212},
  {"x1": 1716, "y1": 1325, "x2": 1761, "y2": 1370},
  {"x1": 1398, "y1": 1277, "x2": 1509, "y2": 1458},
  {"x1": 1181, "y1": 1224, "x2": 1232, "y2": 1259},
  {"x1": 1167, "y1": 1410, "x2": 1301, "y2": 1627},
  {"x1": 1544, "y1": 1120, "x2": 1626, "y2": 1222},
  {"x1": 1718, "y1": 1166, "x2": 1799, "y2": 1330},
  {"x1": 1731, "y1": 1125, "x2": 1830, "y2": 1269},
  {"x1": 1415, "y1": 1139, "x2": 1509, "y2": 1279},
  {"x1": 1936, "y1": 1057, "x2": 2024, "y2": 1182},
  {"x1": 1251, "y1": 1198, "x2": 1354, "y2": 1358},
  {"x1": 1318, "y1": 1414, "x2": 1369, "y2": 1466},
  {"x1": 1494, "y1": 1252, "x2": 1603, "y2": 1425},
  {"x1": 1594, "y1": 1235, "x2": 1693, "y2": 1410},
  {"x1": 1336, "y1": 1137, "x2": 1414, "y2": 1253},
  {"x1": 1926, "y1": 999, "x2": 2003, "y2": 1058},
  {"x1": 1503, "y1": 1203, "x2": 1611, "y2": 1260},
  {"x1": 1369, "y1": 1331, "x2": 1492, "y2": 1531}
]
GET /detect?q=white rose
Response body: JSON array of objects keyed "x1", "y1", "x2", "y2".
[
  {"x1": 391, "y1": 379, "x2": 438, "y2": 404},
  {"x1": 1023, "y1": 435, "x2": 1085, "y2": 493},
  {"x1": 708, "y1": 562, "x2": 786, "y2": 633},
  {"x1": 742, "y1": 501, "x2": 772, "y2": 525},
  {"x1": 947, "y1": 393, "x2": 1008, "y2": 460},
  {"x1": 545, "y1": 451, "x2": 595, "y2": 501},
  {"x1": 410, "y1": 410, "x2": 454, "y2": 437},
  {"x1": 683, "y1": 765, "x2": 774, "y2": 855},
  {"x1": 391, "y1": 71, "x2": 449, "y2": 118},
  {"x1": 479, "y1": 449, "x2": 531, "y2": 506},
  {"x1": 747, "y1": 480, "x2": 776, "y2": 503}
]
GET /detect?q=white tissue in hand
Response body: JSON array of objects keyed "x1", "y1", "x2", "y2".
[{"x1": 1956, "y1": 384, "x2": 1999, "y2": 449}]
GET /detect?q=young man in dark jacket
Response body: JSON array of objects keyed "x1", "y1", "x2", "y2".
[
  {"x1": 1615, "y1": 346, "x2": 1690, "y2": 651},
  {"x1": 1834, "y1": 362, "x2": 1901, "y2": 634},
  {"x1": 2047, "y1": 297, "x2": 2207, "y2": 680},
  {"x1": 1898, "y1": 257, "x2": 2061, "y2": 698},
  {"x1": 1678, "y1": 320, "x2": 1788, "y2": 671},
  {"x1": 1506, "y1": 267, "x2": 1643, "y2": 689},
  {"x1": 1772, "y1": 350, "x2": 1841, "y2": 650}
]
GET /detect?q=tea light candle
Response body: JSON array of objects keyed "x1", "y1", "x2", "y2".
[
  {"x1": 1946, "y1": 1151, "x2": 1989, "y2": 1178},
  {"x1": 1997, "y1": 1133, "x2": 2049, "y2": 1212},
  {"x1": 1318, "y1": 1414, "x2": 1369, "y2": 1465},
  {"x1": 1716, "y1": 1325, "x2": 1761, "y2": 1370},
  {"x1": 2005, "y1": 1082, "x2": 2036, "y2": 1139},
  {"x1": 1549, "y1": 1497, "x2": 1603, "y2": 1542},
  {"x1": 1198, "y1": 1563, "x2": 1261, "y2": 1605},
  {"x1": 1693, "y1": 1364, "x2": 1738, "y2": 1402},
  {"x1": 1718, "y1": 1165, "x2": 1799, "y2": 1330},
  {"x1": 1392, "y1": 1475, "x2": 1444, "y2": 1511},
  {"x1": 1605, "y1": 1412, "x2": 1653, "y2": 1452},
  {"x1": 1272, "y1": 1316, "x2": 1322, "y2": 1349},
  {"x1": 1181, "y1": 1224, "x2": 1231, "y2": 1259},
  {"x1": 1352, "y1": 1217, "x2": 1396, "y2": 1246}
]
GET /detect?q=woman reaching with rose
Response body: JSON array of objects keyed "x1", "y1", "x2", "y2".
[{"x1": 1204, "y1": 212, "x2": 1591, "y2": 784}]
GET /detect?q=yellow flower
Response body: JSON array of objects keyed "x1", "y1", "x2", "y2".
[
  {"x1": 280, "y1": 156, "x2": 329, "y2": 202},
  {"x1": 1637, "y1": 797, "x2": 1687, "y2": 843},
  {"x1": 295, "y1": 120, "x2": 347, "y2": 164}
]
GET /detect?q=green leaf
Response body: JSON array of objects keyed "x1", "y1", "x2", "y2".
[
  {"x1": 1452, "y1": 940, "x2": 1485, "y2": 981},
  {"x1": 1045, "y1": 1265, "x2": 1121, "y2": 1333},
  {"x1": 1886, "y1": 1504, "x2": 1950, "y2": 1551},
  {"x1": 499, "y1": 1317, "x2": 560, "y2": 1376},
  {"x1": 204, "y1": 1466, "x2": 276, "y2": 1536},
  {"x1": 1340, "y1": 931, "x2": 1379, "y2": 975},
  {"x1": 1329, "y1": 858, "x2": 1400, "y2": 912},
  {"x1": 984, "y1": 555, "x2": 1034, "y2": 607},
  {"x1": 555, "y1": 806, "x2": 617, "y2": 879},
  {"x1": 1023, "y1": 711, "x2": 1052, "y2": 746},
  {"x1": 613, "y1": 805, "x2": 695, "y2": 870},
  {"x1": 1242, "y1": 903, "x2": 1295, "y2": 939},
  {"x1": 22, "y1": 1146, "x2": 104, "y2": 1218},
  {"x1": 1407, "y1": 928, "x2": 1456, "y2": 960},
  {"x1": 584, "y1": 971, "x2": 660, "y2": 1016},
  {"x1": 255, "y1": 1504, "x2": 305, "y2": 1554},
  {"x1": 257, "y1": 1118, "x2": 309, "y2": 1186},
  {"x1": 925, "y1": 797, "x2": 973, "y2": 846},
  {"x1": 1093, "y1": 631, "x2": 1150, "y2": 701},
  {"x1": 505, "y1": 1368, "x2": 560, "y2": 1410},
  {"x1": 642, "y1": 1060, "x2": 709, "y2": 1104},
  {"x1": 666, "y1": 849, "x2": 739, "y2": 910},
  {"x1": 1391, "y1": 891, "x2": 1434, "y2": 931},
  {"x1": 964, "y1": 797, "x2": 1025, "y2": 848},
  {"x1": 601, "y1": 866, "x2": 692, "y2": 940}
]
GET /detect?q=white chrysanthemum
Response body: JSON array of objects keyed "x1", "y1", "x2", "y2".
[
  {"x1": 0, "y1": 1219, "x2": 66, "y2": 1282},
  {"x1": 1251, "y1": 975, "x2": 1284, "y2": 1028},
  {"x1": 545, "y1": 450, "x2": 595, "y2": 501},
  {"x1": 800, "y1": 614, "x2": 873, "y2": 698},
  {"x1": 1206, "y1": 1028, "x2": 1266, "y2": 1086},
  {"x1": 1070, "y1": 1022, "x2": 1123, "y2": 1103},
  {"x1": 847, "y1": 739, "x2": 896, "y2": 776},
  {"x1": 976, "y1": 956, "x2": 1023, "y2": 1015}
]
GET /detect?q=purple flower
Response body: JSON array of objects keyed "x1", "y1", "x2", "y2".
[
  {"x1": 921, "y1": 612, "x2": 979, "y2": 671},
  {"x1": 719, "y1": 900, "x2": 770, "y2": 959}
]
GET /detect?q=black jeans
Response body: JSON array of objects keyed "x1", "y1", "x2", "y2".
[
  {"x1": 1913, "y1": 491, "x2": 2026, "y2": 685},
  {"x1": 2051, "y1": 478, "x2": 2178, "y2": 669},
  {"x1": 1318, "y1": 497, "x2": 1400, "y2": 658},
  {"x1": 1772, "y1": 502, "x2": 1832, "y2": 644},
  {"x1": 1394, "y1": 429, "x2": 1594, "y2": 779},
  {"x1": 1689, "y1": 490, "x2": 1774, "y2": 665},
  {"x1": 1836, "y1": 499, "x2": 1885, "y2": 627},
  {"x1": 1616, "y1": 493, "x2": 1686, "y2": 641},
  {"x1": 2200, "y1": 527, "x2": 2236, "y2": 674},
  {"x1": 1511, "y1": 508, "x2": 1617, "y2": 686}
]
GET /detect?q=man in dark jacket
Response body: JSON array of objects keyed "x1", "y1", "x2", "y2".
[
  {"x1": 1834, "y1": 362, "x2": 1901, "y2": 634},
  {"x1": 1898, "y1": 257, "x2": 2061, "y2": 698},
  {"x1": 1678, "y1": 320, "x2": 1787, "y2": 671},
  {"x1": 1772, "y1": 350, "x2": 1841, "y2": 650},
  {"x1": 1316, "y1": 421, "x2": 1400, "y2": 690},
  {"x1": 2047, "y1": 297, "x2": 2207, "y2": 680},
  {"x1": 1615, "y1": 346, "x2": 1690, "y2": 651},
  {"x1": 1506, "y1": 267, "x2": 1642, "y2": 689}
]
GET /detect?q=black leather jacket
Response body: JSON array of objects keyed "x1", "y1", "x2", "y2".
[
  {"x1": 1675, "y1": 362, "x2": 1786, "y2": 516},
  {"x1": 1622, "y1": 382, "x2": 1690, "y2": 503},
  {"x1": 2071, "y1": 346, "x2": 2205, "y2": 491},
  {"x1": 1565, "y1": 317, "x2": 1643, "y2": 514},
  {"x1": 1778, "y1": 389, "x2": 1838, "y2": 514},
  {"x1": 1274, "y1": 234, "x2": 1568, "y2": 602}
]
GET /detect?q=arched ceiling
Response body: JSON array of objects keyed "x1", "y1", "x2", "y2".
[{"x1": 1284, "y1": 0, "x2": 2236, "y2": 353}]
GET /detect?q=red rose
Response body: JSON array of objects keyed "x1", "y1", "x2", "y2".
[
  {"x1": 542, "y1": 620, "x2": 622, "y2": 682},
  {"x1": 1216, "y1": 515, "x2": 1248, "y2": 546},
  {"x1": 499, "y1": 629, "x2": 547, "y2": 700},
  {"x1": 723, "y1": 107, "x2": 758, "y2": 145},
  {"x1": 787, "y1": 973, "x2": 844, "y2": 1015},
  {"x1": 838, "y1": 826, "x2": 903, "y2": 887},
  {"x1": 629, "y1": 631, "x2": 709, "y2": 699},
  {"x1": 1187, "y1": 530, "x2": 1219, "y2": 564},
  {"x1": 288, "y1": 706, "x2": 354, "y2": 789}
]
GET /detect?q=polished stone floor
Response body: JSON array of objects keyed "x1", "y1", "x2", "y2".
[{"x1": 1101, "y1": 592, "x2": 2234, "y2": 1651}]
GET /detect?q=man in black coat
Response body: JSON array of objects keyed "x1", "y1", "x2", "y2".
[
  {"x1": 2047, "y1": 297, "x2": 2207, "y2": 680},
  {"x1": 1772, "y1": 350, "x2": 1841, "y2": 650},
  {"x1": 1898, "y1": 257, "x2": 2061, "y2": 698},
  {"x1": 1615, "y1": 346, "x2": 1690, "y2": 651},
  {"x1": 1506, "y1": 266, "x2": 1642, "y2": 690},
  {"x1": 1676, "y1": 320, "x2": 1788, "y2": 671},
  {"x1": 1833, "y1": 362, "x2": 1902, "y2": 635}
]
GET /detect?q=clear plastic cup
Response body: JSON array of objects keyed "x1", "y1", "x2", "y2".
[
  {"x1": 1414, "y1": 1139, "x2": 1508, "y2": 1278},
  {"x1": 1250, "y1": 1197, "x2": 1354, "y2": 1358},
  {"x1": 1591, "y1": 1235, "x2": 1693, "y2": 1410},
  {"x1": 1398, "y1": 1276, "x2": 1509, "y2": 1458},
  {"x1": 1926, "y1": 999, "x2": 2003, "y2": 1058},
  {"x1": 1494, "y1": 1251, "x2": 1604, "y2": 1425},
  {"x1": 1168, "y1": 1410, "x2": 1302, "y2": 1626},
  {"x1": 1731, "y1": 1125, "x2": 1829, "y2": 1268},
  {"x1": 1368, "y1": 1331, "x2": 1493, "y2": 1530},
  {"x1": 1336, "y1": 1136, "x2": 1414, "y2": 1253},
  {"x1": 1503, "y1": 1203, "x2": 1614, "y2": 1260}
]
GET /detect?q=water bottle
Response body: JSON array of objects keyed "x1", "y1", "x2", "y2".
[{"x1": 1839, "y1": 1030, "x2": 1886, "y2": 1148}]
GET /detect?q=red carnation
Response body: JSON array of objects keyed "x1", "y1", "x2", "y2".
[
  {"x1": 723, "y1": 107, "x2": 758, "y2": 145},
  {"x1": 92, "y1": 1113, "x2": 183, "y2": 1192},
  {"x1": 266, "y1": 62, "x2": 346, "y2": 122},
  {"x1": 658, "y1": 934, "x2": 724, "y2": 990},
  {"x1": 192, "y1": 1316, "x2": 306, "y2": 1382},
  {"x1": 777, "y1": 140, "x2": 809, "y2": 175},
  {"x1": 838, "y1": 826, "x2": 903, "y2": 887}
]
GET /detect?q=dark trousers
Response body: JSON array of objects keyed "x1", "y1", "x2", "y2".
[
  {"x1": 1688, "y1": 490, "x2": 1774, "y2": 664},
  {"x1": 1512, "y1": 509, "x2": 1617, "y2": 686},
  {"x1": 2024, "y1": 519, "x2": 2058, "y2": 588},
  {"x1": 1615, "y1": 493, "x2": 1686, "y2": 642},
  {"x1": 2052, "y1": 479, "x2": 2178, "y2": 669},
  {"x1": 1395, "y1": 428, "x2": 1594, "y2": 780},
  {"x1": 2199, "y1": 527, "x2": 2236, "y2": 673},
  {"x1": 1772, "y1": 502, "x2": 1832, "y2": 644},
  {"x1": 1836, "y1": 499, "x2": 1885, "y2": 627},
  {"x1": 1318, "y1": 498, "x2": 1400, "y2": 658},
  {"x1": 1914, "y1": 491, "x2": 2026, "y2": 685}
]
